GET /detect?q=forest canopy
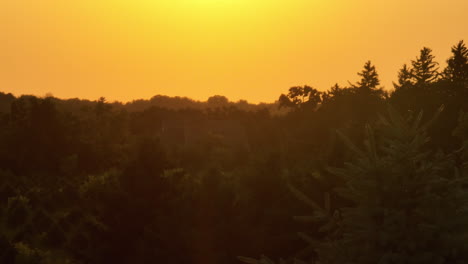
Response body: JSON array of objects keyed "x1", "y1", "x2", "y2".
[{"x1": 1, "y1": 41, "x2": 468, "y2": 263}]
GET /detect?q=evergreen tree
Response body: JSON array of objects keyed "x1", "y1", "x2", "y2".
[
  {"x1": 443, "y1": 40, "x2": 468, "y2": 84},
  {"x1": 411, "y1": 47, "x2": 439, "y2": 87},
  {"x1": 393, "y1": 64, "x2": 413, "y2": 90},
  {"x1": 355, "y1": 61, "x2": 381, "y2": 92},
  {"x1": 316, "y1": 106, "x2": 468, "y2": 264}
]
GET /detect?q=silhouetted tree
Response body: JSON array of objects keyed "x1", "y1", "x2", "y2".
[
  {"x1": 443, "y1": 40, "x2": 468, "y2": 84},
  {"x1": 393, "y1": 64, "x2": 413, "y2": 90},
  {"x1": 355, "y1": 61, "x2": 381, "y2": 92},
  {"x1": 207, "y1": 95, "x2": 229, "y2": 107},
  {"x1": 278, "y1": 86, "x2": 322, "y2": 109},
  {"x1": 278, "y1": 94, "x2": 295, "y2": 109},
  {"x1": 411, "y1": 47, "x2": 439, "y2": 87},
  {"x1": 95, "y1": 97, "x2": 111, "y2": 117}
]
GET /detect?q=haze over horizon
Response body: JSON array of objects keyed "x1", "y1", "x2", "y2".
[{"x1": 2, "y1": 0, "x2": 468, "y2": 103}]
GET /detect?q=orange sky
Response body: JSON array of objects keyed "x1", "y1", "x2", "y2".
[{"x1": 1, "y1": 0, "x2": 468, "y2": 103}]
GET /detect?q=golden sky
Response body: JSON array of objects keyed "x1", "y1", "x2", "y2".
[{"x1": 1, "y1": 0, "x2": 468, "y2": 103}]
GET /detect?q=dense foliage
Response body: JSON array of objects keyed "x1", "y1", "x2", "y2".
[{"x1": 1, "y1": 41, "x2": 468, "y2": 263}]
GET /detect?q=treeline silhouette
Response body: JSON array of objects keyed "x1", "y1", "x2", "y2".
[{"x1": 0, "y1": 41, "x2": 468, "y2": 264}]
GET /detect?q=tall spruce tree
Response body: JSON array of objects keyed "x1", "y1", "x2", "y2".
[
  {"x1": 239, "y1": 106, "x2": 468, "y2": 264},
  {"x1": 444, "y1": 40, "x2": 468, "y2": 84},
  {"x1": 411, "y1": 47, "x2": 439, "y2": 87},
  {"x1": 315, "y1": 106, "x2": 468, "y2": 264},
  {"x1": 355, "y1": 61, "x2": 381, "y2": 93},
  {"x1": 393, "y1": 64, "x2": 413, "y2": 90}
]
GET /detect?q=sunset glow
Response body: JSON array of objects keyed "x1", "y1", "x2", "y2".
[{"x1": 1, "y1": 0, "x2": 467, "y2": 102}]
